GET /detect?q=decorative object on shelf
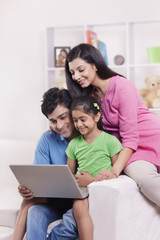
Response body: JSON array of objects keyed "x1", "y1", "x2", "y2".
[
  {"x1": 98, "y1": 40, "x2": 108, "y2": 65},
  {"x1": 49, "y1": 70, "x2": 66, "y2": 89},
  {"x1": 113, "y1": 55, "x2": 125, "y2": 65},
  {"x1": 139, "y1": 75, "x2": 160, "y2": 108},
  {"x1": 147, "y1": 46, "x2": 160, "y2": 63},
  {"x1": 85, "y1": 30, "x2": 97, "y2": 45},
  {"x1": 54, "y1": 46, "x2": 70, "y2": 67}
]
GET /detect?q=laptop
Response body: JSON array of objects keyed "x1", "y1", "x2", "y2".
[{"x1": 9, "y1": 164, "x2": 88, "y2": 199}]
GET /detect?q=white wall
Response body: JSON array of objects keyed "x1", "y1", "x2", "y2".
[{"x1": 0, "y1": 0, "x2": 160, "y2": 141}]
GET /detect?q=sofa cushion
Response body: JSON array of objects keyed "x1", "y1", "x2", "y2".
[
  {"x1": 0, "y1": 138, "x2": 36, "y2": 190},
  {"x1": 0, "y1": 189, "x2": 21, "y2": 228},
  {"x1": 0, "y1": 226, "x2": 13, "y2": 240},
  {"x1": 0, "y1": 138, "x2": 36, "y2": 229},
  {"x1": 88, "y1": 175, "x2": 160, "y2": 240}
]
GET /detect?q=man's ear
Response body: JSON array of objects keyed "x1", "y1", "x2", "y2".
[{"x1": 94, "y1": 112, "x2": 101, "y2": 122}]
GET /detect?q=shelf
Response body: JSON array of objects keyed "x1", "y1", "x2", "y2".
[
  {"x1": 129, "y1": 63, "x2": 160, "y2": 68},
  {"x1": 48, "y1": 67, "x2": 64, "y2": 71},
  {"x1": 45, "y1": 19, "x2": 160, "y2": 90},
  {"x1": 149, "y1": 108, "x2": 160, "y2": 111}
]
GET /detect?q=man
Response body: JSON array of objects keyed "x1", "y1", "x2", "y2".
[{"x1": 19, "y1": 88, "x2": 79, "y2": 240}]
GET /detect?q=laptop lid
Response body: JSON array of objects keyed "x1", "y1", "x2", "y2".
[{"x1": 9, "y1": 164, "x2": 88, "y2": 199}]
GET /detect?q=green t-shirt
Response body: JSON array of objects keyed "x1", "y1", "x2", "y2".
[{"x1": 66, "y1": 131, "x2": 122, "y2": 177}]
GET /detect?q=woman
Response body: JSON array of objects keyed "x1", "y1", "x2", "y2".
[{"x1": 65, "y1": 43, "x2": 160, "y2": 207}]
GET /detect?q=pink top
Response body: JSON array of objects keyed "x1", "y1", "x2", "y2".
[{"x1": 99, "y1": 76, "x2": 160, "y2": 168}]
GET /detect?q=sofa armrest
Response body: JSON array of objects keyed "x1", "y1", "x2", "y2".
[{"x1": 88, "y1": 175, "x2": 160, "y2": 240}]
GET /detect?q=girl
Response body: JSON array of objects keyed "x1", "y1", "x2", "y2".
[
  {"x1": 65, "y1": 43, "x2": 160, "y2": 207},
  {"x1": 66, "y1": 96, "x2": 122, "y2": 240}
]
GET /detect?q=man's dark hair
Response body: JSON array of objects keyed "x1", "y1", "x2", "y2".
[{"x1": 41, "y1": 87, "x2": 72, "y2": 118}]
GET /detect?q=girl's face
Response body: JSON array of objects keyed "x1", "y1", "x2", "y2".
[
  {"x1": 72, "y1": 108, "x2": 99, "y2": 137},
  {"x1": 68, "y1": 58, "x2": 97, "y2": 88}
]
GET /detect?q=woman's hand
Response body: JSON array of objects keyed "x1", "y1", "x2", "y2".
[
  {"x1": 95, "y1": 169, "x2": 118, "y2": 181},
  {"x1": 75, "y1": 171, "x2": 95, "y2": 187},
  {"x1": 18, "y1": 185, "x2": 34, "y2": 200}
]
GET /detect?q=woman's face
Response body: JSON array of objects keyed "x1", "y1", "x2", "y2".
[{"x1": 68, "y1": 58, "x2": 97, "y2": 88}]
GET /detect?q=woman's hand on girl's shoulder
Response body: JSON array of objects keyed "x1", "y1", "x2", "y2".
[{"x1": 95, "y1": 169, "x2": 117, "y2": 181}]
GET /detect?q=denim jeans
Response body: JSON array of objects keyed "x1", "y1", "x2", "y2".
[
  {"x1": 47, "y1": 209, "x2": 78, "y2": 240},
  {"x1": 26, "y1": 205, "x2": 78, "y2": 240},
  {"x1": 26, "y1": 204, "x2": 60, "y2": 240}
]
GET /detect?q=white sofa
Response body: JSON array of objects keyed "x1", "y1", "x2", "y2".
[
  {"x1": 1, "y1": 138, "x2": 160, "y2": 240},
  {"x1": 0, "y1": 138, "x2": 36, "y2": 240}
]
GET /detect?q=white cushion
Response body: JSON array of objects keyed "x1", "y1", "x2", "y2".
[
  {"x1": 0, "y1": 226, "x2": 13, "y2": 240},
  {"x1": 88, "y1": 175, "x2": 160, "y2": 240},
  {"x1": 0, "y1": 138, "x2": 36, "y2": 234},
  {"x1": 0, "y1": 226, "x2": 26, "y2": 240},
  {"x1": 0, "y1": 189, "x2": 21, "y2": 228}
]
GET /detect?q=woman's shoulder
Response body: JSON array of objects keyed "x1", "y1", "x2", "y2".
[
  {"x1": 108, "y1": 75, "x2": 137, "y2": 96},
  {"x1": 112, "y1": 75, "x2": 135, "y2": 88},
  {"x1": 111, "y1": 75, "x2": 129, "y2": 85}
]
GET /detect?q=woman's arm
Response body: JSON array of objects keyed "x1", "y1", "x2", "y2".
[
  {"x1": 111, "y1": 147, "x2": 133, "y2": 176},
  {"x1": 111, "y1": 153, "x2": 119, "y2": 166}
]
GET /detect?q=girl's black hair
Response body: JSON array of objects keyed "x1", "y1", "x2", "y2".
[
  {"x1": 65, "y1": 43, "x2": 121, "y2": 98},
  {"x1": 71, "y1": 96, "x2": 104, "y2": 131}
]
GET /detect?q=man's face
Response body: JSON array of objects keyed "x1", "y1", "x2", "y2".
[{"x1": 48, "y1": 104, "x2": 75, "y2": 140}]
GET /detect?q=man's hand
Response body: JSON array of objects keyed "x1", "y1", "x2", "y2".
[
  {"x1": 18, "y1": 185, "x2": 34, "y2": 200},
  {"x1": 75, "y1": 171, "x2": 95, "y2": 187}
]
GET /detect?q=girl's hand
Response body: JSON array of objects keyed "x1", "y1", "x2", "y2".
[
  {"x1": 75, "y1": 171, "x2": 95, "y2": 187},
  {"x1": 95, "y1": 169, "x2": 118, "y2": 181}
]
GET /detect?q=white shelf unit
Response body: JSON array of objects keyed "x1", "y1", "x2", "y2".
[{"x1": 45, "y1": 20, "x2": 160, "y2": 114}]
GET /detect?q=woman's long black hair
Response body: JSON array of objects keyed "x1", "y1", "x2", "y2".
[{"x1": 65, "y1": 43, "x2": 119, "y2": 98}]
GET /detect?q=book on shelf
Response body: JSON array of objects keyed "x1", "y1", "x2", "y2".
[
  {"x1": 85, "y1": 30, "x2": 97, "y2": 45},
  {"x1": 85, "y1": 30, "x2": 108, "y2": 65},
  {"x1": 97, "y1": 40, "x2": 108, "y2": 65}
]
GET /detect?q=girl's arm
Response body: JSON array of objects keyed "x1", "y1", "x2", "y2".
[
  {"x1": 75, "y1": 171, "x2": 95, "y2": 187},
  {"x1": 67, "y1": 158, "x2": 95, "y2": 186},
  {"x1": 67, "y1": 157, "x2": 77, "y2": 174},
  {"x1": 96, "y1": 147, "x2": 133, "y2": 180}
]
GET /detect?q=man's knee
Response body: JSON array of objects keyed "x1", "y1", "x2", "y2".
[{"x1": 27, "y1": 205, "x2": 40, "y2": 223}]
